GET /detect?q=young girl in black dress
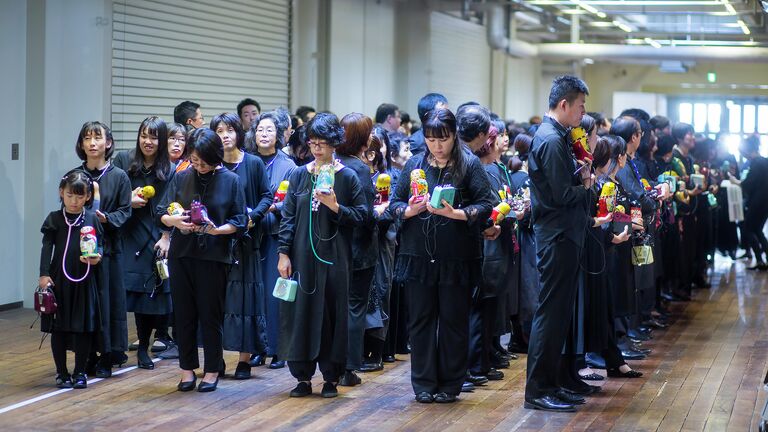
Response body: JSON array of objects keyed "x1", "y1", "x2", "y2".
[
  {"x1": 39, "y1": 171, "x2": 103, "y2": 389},
  {"x1": 389, "y1": 108, "x2": 495, "y2": 404}
]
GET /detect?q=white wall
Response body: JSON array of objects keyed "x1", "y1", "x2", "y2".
[
  {"x1": 0, "y1": 0, "x2": 27, "y2": 307},
  {"x1": 504, "y1": 56, "x2": 543, "y2": 122}
]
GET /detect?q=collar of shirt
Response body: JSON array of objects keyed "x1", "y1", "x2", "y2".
[{"x1": 543, "y1": 115, "x2": 568, "y2": 138}]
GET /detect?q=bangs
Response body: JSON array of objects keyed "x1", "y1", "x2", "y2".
[
  {"x1": 422, "y1": 123, "x2": 452, "y2": 139},
  {"x1": 81, "y1": 123, "x2": 105, "y2": 139},
  {"x1": 66, "y1": 179, "x2": 89, "y2": 196}
]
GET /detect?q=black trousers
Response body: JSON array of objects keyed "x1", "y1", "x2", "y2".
[
  {"x1": 679, "y1": 215, "x2": 698, "y2": 295},
  {"x1": 406, "y1": 275, "x2": 472, "y2": 395},
  {"x1": 346, "y1": 267, "x2": 376, "y2": 370},
  {"x1": 745, "y1": 208, "x2": 768, "y2": 262},
  {"x1": 525, "y1": 236, "x2": 582, "y2": 400},
  {"x1": 384, "y1": 280, "x2": 410, "y2": 357},
  {"x1": 468, "y1": 295, "x2": 495, "y2": 375},
  {"x1": 169, "y1": 257, "x2": 228, "y2": 373},
  {"x1": 95, "y1": 254, "x2": 128, "y2": 358}
]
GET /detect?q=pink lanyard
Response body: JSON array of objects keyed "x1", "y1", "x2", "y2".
[{"x1": 61, "y1": 210, "x2": 90, "y2": 282}]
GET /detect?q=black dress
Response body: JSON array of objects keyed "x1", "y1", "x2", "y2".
[
  {"x1": 113, "y1": 151, "x2": 173, "y2": 315},
  {"x1": 39, "y1": 210, "x2": 103, "y2": 334},
  {"x1": 607, "y1": 180, "x2": 635, "y2": 322},
  {"x1": 510, "y1": 170, "x2": 538, "y2": 332},
  {"x1": 222, "y1": 152, "x2": 272, "y2": 354},
  {"x1": 277, "y1": 162, "x2": 367, "y2": 366}
]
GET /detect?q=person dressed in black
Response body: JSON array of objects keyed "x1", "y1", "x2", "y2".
[
  {"x1": 158, "y1": 128, "x2": 247, "y2": 392},
  {"x1": 390, "y1": 108, "x2": 495, "y2": 404},
  {"x1": 277, "y1": 113, "x2": 367, "y2": 398},
  {"x1": 113, "y1": 116, "x2": 174, "y2": 370},
  {"x1": 39, "y1": 171, "x2": 103, "y2": 389},
  {"x1": 336, "y1": 112, "x2": 378, "y2": 386},
  {"x1": 730, "y1": 135, "x2": 768, "y2": 270},
  {"x1": 524, "y1": 76, "x2": 594, "y2": 412},
  {"x1": 246, "y1": 111, "x2": 296, "y2": 369},
  {"x1": 72, "y1": 121, "x2": 132, "y2": 378},
  {"x1": 213, "y1": 113, "x2": 272, "y2": 379}
]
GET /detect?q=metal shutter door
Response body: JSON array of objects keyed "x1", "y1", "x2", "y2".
[
  {"x1": 111, "y1": 0, "x2": 291, "y2": 149},
  {"x1": 429, "y1": 12, "x2": 491, "y2": 109}
]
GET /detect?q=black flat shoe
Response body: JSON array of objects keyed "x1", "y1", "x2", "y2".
[
  {"x1": 321, "y1": 381, "x2": 338, "y2": 398},
  {"x1": 607, "y1": 368, "x2": 643, "y2": 378},
  {"x1": 177, "y1": 377, "x2": 197, "y2": 392},
  {"x1": 197, "y1": 377, "x2": 219, "y2": 392},
  {"x1": 234, "y1": 361, "x2": 251, "y2": 380},
  {"x1": 358, "y1": 361, "x2": 384, "y2": 373},
  {"x1": 111, "y1": 351, "x2": 128, "y2": 368},
  {"x1": 249, "y1": 353, "x2": 266, "y2": 367},
  {"x1": 72, "y1": 373, "x2": 87, "y2": 389},
  {"x1": 466, "y1": 374, "x2": 488, "y2": 386},
  {"x1": 631, "y1": 344, "x2": 652, "y2": 355},
  {"x1": 579, "y1": 372, "x2": 604, "y2": 381},
  {"x1": 290, "y1": 381, "x2": 312, "y2": 397},
  {"x1": 415, "y1": 392, "x2": 434, "y2": 403},
  {"x1": 485, "y1": 368, "x2": 504, "y2": 380},
  {"x1": 556, "y1": 389, "x2": 585, "y2": 405},
  {"x1": 95, "y1": 365, "x2": 111, "y2": 378},
  {"x1": 461, "y1": 381, "x2": 475, "y2": 392},
  {"x1": 433, "y1": 392, "x2": 457, "y2": 403},
  {"x1": 524, "y1": 395, "x2": 575, "y2": 412},
  {"x1": 268, "y1": 356, "x2": 286, "y2": 369},
  {"x1": 55, "y1": 373, "x2": 72, "y2": 389},
  {"x1": 382, "y1": 355, "x2": 396, "y2": 363},
  {"x1": 137, "y1": 350, "x2": 155, "y2": 370},
  {"x1": 338, "y1": 370, "x2": 361, "y2": 387}
]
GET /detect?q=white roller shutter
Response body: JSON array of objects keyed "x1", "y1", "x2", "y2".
[
  {"x1": 429, "y1": 12, "x2": 491, "y2": 109},
  {"x1": 111, "y1": 0, "x2": 291, "y2": 149}
]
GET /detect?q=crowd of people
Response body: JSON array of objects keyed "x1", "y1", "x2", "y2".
[{"x1": 37, "y1": 76, "x2": 768, "y2": 410}]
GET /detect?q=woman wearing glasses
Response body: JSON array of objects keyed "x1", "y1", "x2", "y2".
[{"x1": 277, "y1": 113, "x2": 367, "y2": 398}]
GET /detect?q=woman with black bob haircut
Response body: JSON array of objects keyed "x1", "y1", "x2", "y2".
[
  {"x1": 277, "y1": 112, "x2": 367, "y2": 398},
  {"x1": 211, "y1": 113, "x2": 272, "y2": 379},
  {"x1": 390, "y1": 108, "x2": 495, "y2": 404},
  {"x1": 157, "y1": 127, "x2": 247, "y2": 392},
  {"x1": 112, "y1": 116, "x2": 175, "y2": 370}
]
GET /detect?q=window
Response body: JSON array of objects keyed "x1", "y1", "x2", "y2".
[
  {"x1": 708, "y1": 104, "x2": 721, "y2": 133},
  {"x1": 744, "y1": 104, "x2": 756, "y2": 133},
  {"x1": 758, "y1": 105, "x2": 768, "y2": 134},
  {"x1": 728, "y1": 102, "x2": 741, "y2": 133},
  {"x1": 693, "y1": 103, "x2": 707, "y2": 132},
  {"x1": 679, "y1": 103, "x2": 693, "y2": 125}
]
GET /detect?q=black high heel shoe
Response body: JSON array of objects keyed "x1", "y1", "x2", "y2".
[
  {"x1": 249, "y1": 353, "x2": 266, "y2": 367},
  {"x1": 607, "y1": 367, "x2": 643, "y2": 378},
  {"x1": 268, "y1": 355, "x2": 286, "y2": 369},
  {"x1": 197, "y1": 377, "x2": 219, "y2": 392},
  {"x1": 177, "y1": 375, "x2": 197, "y2": 392},
  {"x1": 137, "y1": 350, "x2": 155, "y2": 370}
]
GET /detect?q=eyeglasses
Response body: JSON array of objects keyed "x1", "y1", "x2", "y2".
[
  {"x1": 170, "y1": 136, "x2": 186, "y2": 142},
  {"x1": 307, "y1": 139, "x2": 329, "y2": 148}
]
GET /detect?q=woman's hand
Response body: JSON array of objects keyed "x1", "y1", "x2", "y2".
[
  {"x1": 96, "y1": 210, "x2": 107, "y2": 224},
  {"x1": 162, "y1": 213, "x2": 194, "y2": 231},
  {"x1": 483, "y1": 225, "x2": 501, "y2": 240},
  {"x1": 131, "y1": 188, "x2": 148, "y2": 208},
  {"x1": 269, "y1": 204, "x2": 278, "y2": 213},
  {"x1": 278, "y1": 253, "x2": 292, "y2": 279},
  {"x1": 403, "y1": 194, "x2": 428, "y2": 219},
  {"x1": 154, "y1": 234, "x2": 170, "y2": 258},
  {"x1": 426, "y1": 197, "x2": 463, "y2": 220},
  {"x1": 594, "y1": 213, "x2": 613, "y2": 227},
  {"x1": 612, "y1": 226, "x2": 630, "y2": 244},
  {"x1": 80, "y1": 254, "x2": 102, "y2": 265},
  {"x1": 314, "y1": 189, "x2": 340, "y2": 213},
  {"x1": 38, "y1": 276, "x2": 54, "y2": 290},
  {"x1": 374, "y1": 201, "x2": 390, "y2": 217}
]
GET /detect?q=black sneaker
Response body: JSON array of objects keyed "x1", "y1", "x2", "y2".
[
  {"x1": 72, "y1": 373, "x2": 87, "y2": 389},
  {"x1": 289, "y1": 381, "x2": 312, "y2": 397},
  {"x1": 320, "y1": 381, "x2": 338, "y2": 398},
  {"x1": 338, "y1": 370, "x2": 361, "y2": 387},
  {"x1": 55, "y1": 374, "x2": 72, "y2": 389}
]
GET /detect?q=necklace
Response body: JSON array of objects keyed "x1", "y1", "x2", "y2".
[
  {"x1": 85, "y1": 161, "x2": 111, "y2": 181},
  {"x1": 226, "y1": 150, "x2": 245, "y2": 172}
]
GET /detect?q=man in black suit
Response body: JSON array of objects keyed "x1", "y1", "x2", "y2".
[{"x1": 525, "y1": 75, "x2": 594, "y2": 412}]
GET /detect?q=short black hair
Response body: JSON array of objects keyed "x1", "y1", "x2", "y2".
[
  {"x1": 619, "y1": 108, "x2": 650, "y2": 122},
  {"x1": 587, "y1": 111, "x2": 606, "y2": 127},
  {"x1": 295, "y1": 106, "x2": 316, "y2": 123},
  {"x1": 417, "y1": 93, "x2": 448, "y2": 122},
  {"x1": 59, "y1": 170, "x2": 95, "y2": 206},
  {"x1": 210, "y1": 112, "x2": 245, "y2": 150},
  {"x1": 76, "y1": 121, "x2": 114, "y2": 161},
  {"x1": 174, "y1": 100, "x2": 200, "y2": 125},
  {"x1": 650, "y1": 115, "x2": 670, "y2": 132},
  {"x1": 548, "y1": 75, "x2": 589, "y2": 110},
  {"x1": 187, "y1": 128, "x2": 223, "y2": 166},
  {"x1": 609, "y1": 117, "x2": 640, "y2": 145},
  {"x1": 456, "y1": 104, "x2": 491, "y2": 143},
  {"x1": 743, "y1": 135, "x2": 761, "y2": 155},
  {"x1": 375, "y1": 103, "x2": 399, "y2": 124},
  {"x1": 656, "y1": 134, "x2": 676, "y2": 157},
  {"x1": 245, "y1": 111, "x2": 286, "y2": 153},
  {"x1": 580, "y1": 114, "x2": 597, "y2": 135},
  {"x1": 306, "y1": 112, "x2": 345, "y2": 147},
  {"x1": 671, "y1": 122, "x2": 694, "y2": 143},
  {"x1": 236, "y1": 98, "x2": 261, "y2": 117}
]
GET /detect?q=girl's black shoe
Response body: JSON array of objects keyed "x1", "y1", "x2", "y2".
[
  {"x1": 607, "y1": 367, "x2": 643, "y2": 378},
  {"x1": 415, "y1": 392, "x2": 434, "y2": 403},
  {"x1": 289, "y1": 381, "x2": 312, "y2": 397},
  {"x1": 55, "y1": 374, "x2": 72, "y2": 389},
  {"x1": 137, "y1": 350, "x2": 155, "y2": 370},
  {"x1": 177, "y1": 377, "x2": 197, "y2": 392},
  {"x1": 320, "y1": 381, "x2": 338, "y2": 398},
  {"x1": 433, "y1": 392, "x2": 457, "y2": 403},
  {"x1": 72, "y1": 373, "x2": 87, "y2": 389}
]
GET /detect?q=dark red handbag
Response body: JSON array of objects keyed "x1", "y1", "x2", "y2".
[{"x1": 34, "y1": 285, "x2": 57, "y2": 315}]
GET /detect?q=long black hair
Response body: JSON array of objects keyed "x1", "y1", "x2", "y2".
[
  {"x1": 592, "y1": 135, "x2": 627, "y2": 181},
  {"x1": 129, "y1": 116, "x2": 172, "y2": 181},
  {"x1": 422, "y1": 108, "x2": 467, "y2": 186}
]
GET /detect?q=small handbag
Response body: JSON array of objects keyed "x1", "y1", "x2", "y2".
[
  {"x1": 34, "y1": 285, "x2": 58, "y2": 315},
  {"x1": 273, "y1": 277, "x2": 298, "y2": 302}
]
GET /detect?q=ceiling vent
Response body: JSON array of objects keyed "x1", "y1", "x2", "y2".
[{"x1": 659, "y1": 60, "x2": 688, "y2": 73}]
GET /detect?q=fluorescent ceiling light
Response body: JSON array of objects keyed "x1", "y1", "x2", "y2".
[
  {"x1": 589, "y1": 21, "x2": 615, "y2": 27},
  {"x1": 724, "y1": 3, "x2": 736, "y2": 14},
  {"x1": 531, "y1": 1, "x2": 725, "y2": 5},
  {"x1": 597, "y1": 11, "x2": 607, "y2": 18},
  {"x1": 738, "y1": 19, "x2": 751, "y2": 35},
  {"x1": 644, "y1": 37, "x2": 662, "y2": 48},
  {"x1": 612, "y1": 20, "x2": 633, "y2": 32},
  {"x1": 626, "y1": 38, "x2": 758, "y2": 47},
  {"x1": 561, "y1": 8, "x2": 587, "y2": 14}
]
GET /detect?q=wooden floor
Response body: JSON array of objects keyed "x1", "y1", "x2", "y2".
[{"x1": 1, "y1": 256, "x2": 767, "y2": 431}]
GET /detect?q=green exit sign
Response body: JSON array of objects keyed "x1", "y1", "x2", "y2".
[{"x1": 707, "y1": 72, "x2": 717, "y2": 83}]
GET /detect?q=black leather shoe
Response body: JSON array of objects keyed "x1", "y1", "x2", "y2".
[
  {"x1": 556, "y1": 389, "x2": 586, "y2": 405},
  {"x1": 642, "y1": 318, "x2": 669, "y2": 329},
  {"x1": 95, "y1": 365, "x2": 111, "y2": 378},
  {"x1": 627, "y1": 330, "x2": 650, "y2": 342},
  {"x1": 607, "y1": 367, "x2": 643, "y2": 378},
  {"x1": 415, "y1": 392, "x2": 434, "y2": 403},
  {"x1": 137, "y1": 350, "x2": 155, "y2": 370},
  {"x1": 268, "y1": 356, "x2": 286, "y2": 369},
  {"x1": 524, "y1": 395, "x2": 576, "y2": 412},
  {"x1": 466, "y1": 374, "x2": 489, "y2": 386},
  {"x1": 234, "y1": 361, "x2": 251, "y2": 380},
  {"x1": 359, "y1": 361, "x2": 384, "y2": 372},
  {"x1": 636, "y1": 327, "x2": 653, "y2": 336},
  {"x1": 71, "y1": 373, "x2": 87, "y2": 389},
  {"x1": 111, "y1": 351, "x2": 128, "y2": 368},
  {"x1": 177, "y1": 377, "x2": 197, "y2": 392},
  {"x1": 197, "y1": 377, "x2": 219, "y2": 392},
  {"x1": 289, "y1": 381, "x2": 312, "y2": 397},
  {"x1": 671, "y1": 291, "x2": 691, "y2": 301},
  {"x1": 321, "y1": 381, "x2": 338, "y2": 398},
  {"x1": 339, "y1": 370, "x2": 361, "y2": 387},
  {"x1": 491, "y1": 358, "x2": 511, "y2": 369},
  {"x1": 461, "y1": 381, "x2": 475, "y2": 392},
  {"x1": 630, "y1": 344, "x2": 652, "y2": 355},
  {"x1": 579, "y1": 372, "x2": 604, "y2": 381},
  {"x1": 485, "y1": 368, "x2": 504, "y2": 380},
  {"x1": 382, "y1": 355, "x2": 396, "y2": 363},
  {"x1": 157, "y1": 344, "x2": 179, "y2": 360},
  {"x1": 249, "y1": 353, "x2": 266, "y2": 367},
  {"x1": 433, "y1": 392, "x2": 457, "y2": 403},
  {"x1": 621, "y1": 350, "x2": 647, "y2": 361},
  {"x1": 507, "y1": 341, "x2": 528, "y2": 354},
  {"x1": 55, "y1": 374, "x2": 72, "y2": 389}
]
